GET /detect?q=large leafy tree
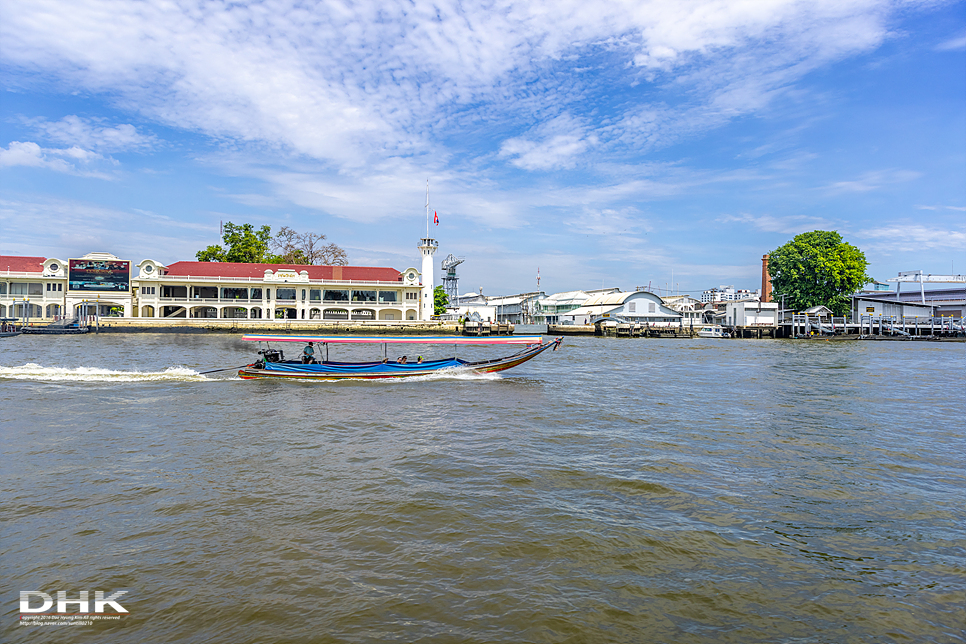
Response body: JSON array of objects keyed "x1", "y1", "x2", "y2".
[
  {"x1": 196, "y1": 222, "x2": 347, "y2": 265},
  {"x1": 433, "y1": 285, "x2": 449, "y2": 316},
  {"x1": 768, "y1": 230, "x2": 870, "y2": 315},
  {"x1": 196, "y1": 223, "x2": 274, "y2": 263}
]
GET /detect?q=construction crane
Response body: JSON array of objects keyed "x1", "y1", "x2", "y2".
[{"x1": 441, "y1": 253, "x2": 465, "y2": 305}]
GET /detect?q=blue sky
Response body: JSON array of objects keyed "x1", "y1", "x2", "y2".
[{"x1": 1, "y1": 0, "x2": 963, "y2": 297}]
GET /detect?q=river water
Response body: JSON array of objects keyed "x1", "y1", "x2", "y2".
[{"x1": 1, "y1": 334, "x2": 964, "y2": 643}]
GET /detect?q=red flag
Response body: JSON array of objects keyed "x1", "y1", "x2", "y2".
[{"x1": 434, "y1": 210, "x2": 439, "y2": 226}]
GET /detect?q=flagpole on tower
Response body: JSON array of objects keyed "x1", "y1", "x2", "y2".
[{"x1": 425, "y1": 179, "x2": 430, "y2": 238}]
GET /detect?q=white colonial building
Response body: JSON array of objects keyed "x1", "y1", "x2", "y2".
[{"x1": 2, "y1": 251, "x2": 429, "y2": 323}]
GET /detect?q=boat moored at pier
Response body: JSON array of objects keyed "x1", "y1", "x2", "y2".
[
  {"x1": 697, "y1": 325, "x2": 730, "y2": 338},
  {"x1": 237, "y1": 334, "x2": 563, "y2": 380}
]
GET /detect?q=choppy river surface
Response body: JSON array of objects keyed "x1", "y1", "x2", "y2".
[{"x1": 1, "y1": 333, "x2": 964, "y2": 644}]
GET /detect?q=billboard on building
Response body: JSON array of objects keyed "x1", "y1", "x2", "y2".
[{"x1": 68, "y1": 258, "x2": 131, "y2": 292}]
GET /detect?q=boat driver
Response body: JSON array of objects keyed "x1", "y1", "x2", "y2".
[{"x1": 302, "y1": 343, "x2": 317, "y2": 364}]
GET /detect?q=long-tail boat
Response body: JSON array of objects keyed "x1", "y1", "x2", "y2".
[{"x1": 237, "y1": 334, "x2": 563, "y2": 380}]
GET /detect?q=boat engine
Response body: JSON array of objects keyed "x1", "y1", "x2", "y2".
[{"x1": 258, "y1": 348, "x2": 284, "y2": 363}]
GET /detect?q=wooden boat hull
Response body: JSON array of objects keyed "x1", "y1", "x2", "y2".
[{"x1": 238, "y1": 337, "x2": 562, "y2": 380}]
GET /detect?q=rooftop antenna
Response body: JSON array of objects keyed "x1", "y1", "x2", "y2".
[{"x1": 536, "y1": 267, "x2": 541, "y2": 289}]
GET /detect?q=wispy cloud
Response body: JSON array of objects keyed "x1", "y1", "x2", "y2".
[
  {"x1": 500, "y1": 114, "x2": 598, "y2": 171},
  {"x1": 856, "y1": 224, "x2": 966, "y2": 251},
  {"x1": 717, "y1": 213, "x2": 834, "y2": 235},
  {"x1": 826, "y1": 169, "x2": 921, "y2": 193},
  {"x1": 0, "y1": 197, "x2": 208, "y2": 262},
  {"x1": 25, "y1": 115, "x2": 156, "y2": 152},
  {"x1": 936, "y1": 32, "x2": 966, "y2": 51},
  {"x1": 0, "y1": 0, "x2": 924, "y2": 172},
  {"x1": 0, "y1": 141, "x2": 113, "y2": 178}
]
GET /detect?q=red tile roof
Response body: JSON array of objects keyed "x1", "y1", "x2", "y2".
[
  {"x1": 0, "y1": 256, "x2": 47, "y2": 274},
  {"x1": 163, "y1": 261, "x2": 402, "y2": 282}
]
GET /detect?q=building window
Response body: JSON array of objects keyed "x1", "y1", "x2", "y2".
[
  {"x1": 648, "y1": 302, "x2": 656, "y2": 313},
  {"x1": 379, "y1": 291, "x2": 397, "y2": 303},
  {"x1": 0, "y1": 283, "x2": 5, "y2": 295},
  {"x1": 352, "y1": 290, "x2": 377, "y2": 302},
  {"x1": 276, "y1": 288, "x2": 296, "y2": 301},
  {"x1": 324, "y1": 289, "x2": 349, "y2": 301},
  {"x1": 628, "y1": 302, "x2": 636, "y2": 313},
  {"x1": 250, "y1": 288, "x2": 263, "y2": 300},
  {"x1": 162, "y1": 285, "x2": 187, "y2": 298},
  {"x1": 310, "y1": 289, "x2": 321, "y2": 302},
  {"x1": 221, "y1": 287, "x2": 248, "y2": 299}
]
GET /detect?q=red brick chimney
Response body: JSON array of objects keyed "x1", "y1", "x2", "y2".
[{"x1": 761, "y1": 254, "x2": 772, "y2": 303}]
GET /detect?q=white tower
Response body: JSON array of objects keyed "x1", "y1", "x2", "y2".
[
  {"x1": 419, "y1": 237, "x2": 438, "y2": 320},
  {"x1": 419, "y1": 179, "x2": 438, "y2": 320}
]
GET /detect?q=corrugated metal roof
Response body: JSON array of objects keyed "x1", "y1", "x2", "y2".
[
  {"x1": 581, "y1": 292, "x2": 634, "y2": 306},
  {"x1": 163, "y1": 261, "x2": 402, "y2": 282}
]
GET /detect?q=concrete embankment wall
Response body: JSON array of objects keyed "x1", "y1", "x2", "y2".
[
  {"x1": 94, "y1": 319, "x2": 461, "y2": 335},
  {"x1": 549, "y1": 325, "x2": 596, "y2": 335}
]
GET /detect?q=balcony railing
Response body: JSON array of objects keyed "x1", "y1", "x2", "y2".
[
  {"x1": 154, "y1": 296, "x2": 408, "y2": 308},
  {"x1": 144, "y1": 275, "x2": 404, "y2": 285}
]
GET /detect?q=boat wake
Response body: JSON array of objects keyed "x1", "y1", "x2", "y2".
[
  {"x1": 0, "y1": 363, "x2": 211, "y2": 382},
  {"x1": 405, "y1": 367, "x2": 502, "y2": 382}
]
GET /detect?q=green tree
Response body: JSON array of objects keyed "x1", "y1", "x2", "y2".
[
  {"x1": 196, "y1": 223, "x2": 274, "y2": 263},
  {"x1": 433, "y1": 285, "x2": 449, "y2": 316},
  {"x1": 768, "y1": 230, "x2": 870, "y2": 315},
  {"x1": 197, "y1": 222, "x2": 349, "y2": 265}
]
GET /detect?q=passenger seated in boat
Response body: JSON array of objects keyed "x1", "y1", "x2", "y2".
[
  {"x1": 417, "y1": 356, "x2": 423, "y2": 364},
  {"x1": 301, "y1": 343, "x2": 317, "y2": 364},
  {"x1": 398, "y1": 355, "x2": 408, "y2": 364}
]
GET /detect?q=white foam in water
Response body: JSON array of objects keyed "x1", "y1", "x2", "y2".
[
  {"x1": 0, "y1": 363, "x2": 210, "y2": 382},
  {"x1": 301, "y1": 367, "x2": 502, "y2": 384}
]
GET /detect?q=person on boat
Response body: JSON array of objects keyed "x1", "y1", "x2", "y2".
[
  {"x1": 301, "y1": 343, "x2": 317, "y2": 364},
  {"x1": 398, "y1": 355, "x2": 408, "y2": 364},
  {"x1": 417, "y1": 356, "x2": 423, "y2": 364}
]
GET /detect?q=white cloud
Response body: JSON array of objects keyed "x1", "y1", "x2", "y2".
[
  {"x1": 826, "y1": 169, "x2": 921, "y2": 193},
  {"x1": 27, "y1": 115, "x2": 155, "y2": 152},
  {"x1": 0, "y1": 140, "x2": 112, "y2": 177},
  {"x1": 0, "y1": 197, "x2": 209, "y2": 262},
  {"x1": 936, "y1": 33, "x2": 966, "y2": 51},
  {"x1": 717, "y1": 212, "x2": 834, "y2": 234},
  {"x1": 0, "y1": 0, "x2": 926, "y2": 171},
  {"x1": 856, "y1": 224, "x2": 966, "y2": 251},
  {"x1": 500, "y1": 114, "x2": 598, "y2": 170}
]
